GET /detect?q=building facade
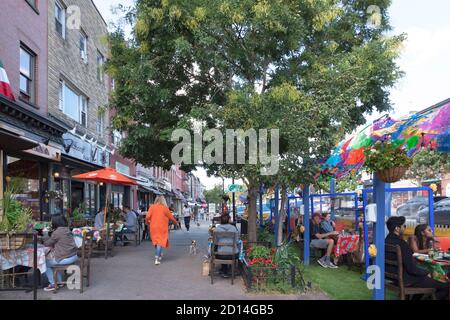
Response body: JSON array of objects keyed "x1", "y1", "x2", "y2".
[
  {"x1": 0, "y1": 0, "x2": 66, "y2": 221},
  {"x1": 47, "y1": 0, "x2": 111, "y2": 217}
]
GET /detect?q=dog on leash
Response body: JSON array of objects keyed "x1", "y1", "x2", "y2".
[{"x1": 189, "y1": 240, "x2": 197, "y2": 255}]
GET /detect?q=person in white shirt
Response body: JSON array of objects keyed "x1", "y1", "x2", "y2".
[
  {"x1": 94, "y1": 208, "x2": 105, "y2": 229},
  {"x1": 183, "y1": 204, "x2": 192, "y2": 232}
]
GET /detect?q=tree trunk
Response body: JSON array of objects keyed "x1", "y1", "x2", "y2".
[
  {"x1": 247, "y1": 180, "x2": 259, "y2": 243},
  {"x1": 277, "y1": 186, "x2": 287, "y2": 246}
]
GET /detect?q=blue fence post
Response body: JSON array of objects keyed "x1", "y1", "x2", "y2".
[
  {"x1": 259, "y1": 185, "x2": 264, "y2": 228},
  {"x1": 303, "y1": 185, "x2": 310, "y2": 265},
  {"x1": 274, "y1": 185, "x2": 280, "y2": 245},
  {"x1": 363, "y1": 189, "x2": 370, "y2": 281},
  {"x1": 385, "y1": 183, "x2": 392, "y2": 217},
  {"x1": 428, "y1": 187, "x2": 434, "y2": 234},
  {"x1": 270, "y1": 199, "x2": 273, "y2": 222},
  {"x1": 373, "y1": 175, "x2": 386, "y2": 300},
  {"x1": 330, "y1": 178, "x2": 336, "y2": 220}
]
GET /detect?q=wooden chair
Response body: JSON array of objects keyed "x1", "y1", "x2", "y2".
[
  {"x1": 385, "y1": 244, "x2": 436, "y2": 300},
  {"x1": 114, "y1": 223, "x2": 139, "y2": 247},
  {"x1": 53, "y1": 230, "x2": 94, "y2": 294},
  {"x1": 210, "y1": 231, "x2": 238, "y2": 285}
]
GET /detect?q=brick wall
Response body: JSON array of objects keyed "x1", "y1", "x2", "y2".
[
  {"x1": 0, "y1": 0, "x2": 48, "y2": 116},
  {"x1": 47, "y1": 0, "x2": 109, "y2": 144}
]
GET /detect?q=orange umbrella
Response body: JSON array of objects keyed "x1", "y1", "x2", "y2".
[
  {"x1": 72, "y1": 167, "x2": 137, "y2": 186},
  {"x1": 72, "y1": 168, "x2": 137, "y2": 258}
]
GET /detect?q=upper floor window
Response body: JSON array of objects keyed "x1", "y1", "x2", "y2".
[
  {"x1": 97, "y1": 113, "x2": 105, "y2": 137},
  {"x1": 80, "y1": 30, "x2": 88, "y2": 63},
  {"x1": 55, "y1": 0, "x2": 66, "y2": 38},
  {"x1": 19, "y1": 46, "x2": 36, "y2": 104},
  {"x1": 59, "y1": 80, "x2": 88, "y2": 127},
  {"x1": 97, "y1": 51, "x2": 104, "y2": 82},
  {"x1": 113, "y1": 130, "x2": 122, "y2": 147}
]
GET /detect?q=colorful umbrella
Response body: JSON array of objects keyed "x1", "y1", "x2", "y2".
[{"x1": 320, "y1": 101, "x2": 450, "y2": 180}]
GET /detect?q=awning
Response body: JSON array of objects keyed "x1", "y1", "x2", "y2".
[
  {"x1": 172, "y1": 189, "x2": 187, "y2": 202},
  {"x1": 138, "y1": 185, "x2": 163, "y2": 195},
  {"x1": 0, "y1": 128, "x2": 39, "y2": 151}
]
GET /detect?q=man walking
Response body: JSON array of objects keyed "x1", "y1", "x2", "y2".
[{"x1": 183, "y1": 204, "x2": 192, "y2": 232}]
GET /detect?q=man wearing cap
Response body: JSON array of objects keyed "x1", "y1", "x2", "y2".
[
  {"x1": 310, "y1": 212, "x2": 339, "y2": 268},
  {"x1": 385, "y1": 216, "x2": 450, "y2": 300}
]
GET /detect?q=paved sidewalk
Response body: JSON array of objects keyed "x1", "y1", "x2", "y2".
[{"x1": 0, "y1": 221, "x2": 329, "y2": 300}]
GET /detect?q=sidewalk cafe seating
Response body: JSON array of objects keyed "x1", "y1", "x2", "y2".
[
  {"x1": 210, "y1": 231, "x2": 238, "y2": 285},
  {"x1": 53, "y1": 230, "x2": 94, "y2": 294},
  {"x1": 114, "y1": 222, "x2": 140, "y2": 247},
  {"x1": 385, "y1": 244, "x2": 436, "y2": 300}
]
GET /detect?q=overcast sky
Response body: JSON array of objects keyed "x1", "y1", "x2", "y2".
[{"x1": 93, "y1": 0, "x2": 450, "y2": 190}]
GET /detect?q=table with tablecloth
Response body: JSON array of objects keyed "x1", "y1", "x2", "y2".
[
  {"x1": 334, "y1": 234, "x2": 360, "y2": 257},
  {"x1": 0, "y1": 245, "x2": 50, "y2": 274},
  {"x1": 415, "y1": 255, "x2": 450, "y2": 284}
]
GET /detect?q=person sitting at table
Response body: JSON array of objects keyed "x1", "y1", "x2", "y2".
[
  {"x1": 310, "y1": 213, "x2": 339, "y2": 268},
  {"x1": 94, "y1": 208, "x2": 105, "y2": 230},
  {"x1": 114, "y1": 205, "x2": 137, "y2": 245},
  {"x1": 385, "y1": 216, "x2": 450, "y2": 300},
  {"x1": 213, "y1": 214, "x2": 240, "y2": 278},
  {"x1": 320, "y1": 213, "x2": 336, "y2": 233},
  {"x1": 43, "y1": 215, "x2": 79, "y2": 292},
  {"x1": 408, "y1": 224, "x2": 440, "y2": 254}
]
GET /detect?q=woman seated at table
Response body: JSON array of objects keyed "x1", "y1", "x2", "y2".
[
  {"x1": 408, "y1": 224, "x2": 440, "y2": 254},
  {"x1": 43, "y1": 215, "x2": 79, "y2": 292}
]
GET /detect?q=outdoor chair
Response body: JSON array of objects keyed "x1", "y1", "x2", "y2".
[
  {"x1": 385, "y1": 244, "x2": 436, "y2": 300},
  {"x1": 53, "y1": 230, "x2": 94, "y2": 294},
  {"x1": 114, "y1": 222, "x2": 140, "y2": 247},
  {"x1": 210, "y1": 231, "x2": 238, "y2": 285}
]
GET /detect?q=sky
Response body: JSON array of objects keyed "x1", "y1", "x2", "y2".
[{"x1": 93, "y1": 0, "x2": 450, "y2": 190}]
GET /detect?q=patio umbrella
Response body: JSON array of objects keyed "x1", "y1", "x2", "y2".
[
  {"x1": 320, "y1": 101, "x2": 450, "y2": 180},
  {"x1": 72, "y1": 168, "x2": 138, "y2": 241}
]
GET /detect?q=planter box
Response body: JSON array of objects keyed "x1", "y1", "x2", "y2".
[
  {"x1": 0, "y1": 233, "x2": 32, "y2": 250},
  {"x1": 240, "y1": 260, "x2": 304, "y2": 292}
]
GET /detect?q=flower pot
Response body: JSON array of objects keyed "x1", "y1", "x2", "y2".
[
  {"x1": 0, "y1": 233, "x2": 27, "y2": 250},
  {"x1": 376, "y1": 167, "x2": 408, "y2": 183}
]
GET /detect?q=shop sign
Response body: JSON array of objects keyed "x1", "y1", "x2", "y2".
[
  {"x1": 116, "y1": 162, "x2": 130, "y2": 175},
  {"x1": 24, "y1": 143, "x2": 61, "y2": 161}
]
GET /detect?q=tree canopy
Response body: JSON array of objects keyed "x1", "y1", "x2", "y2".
[{"x1": 107, "y1": 0, "x2": 404, "y2": 241}]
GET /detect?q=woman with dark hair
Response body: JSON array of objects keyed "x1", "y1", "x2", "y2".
[
  {"x1": 43, "y1": 215, "x2": 79, "y2": 291},
  {"x1": 408, "y1": 224, "x2": 440, "y2": 254}
]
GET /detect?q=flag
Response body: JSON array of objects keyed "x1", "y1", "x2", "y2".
[{"x1": 0, "y1": 60, "x2": 16, "y2": 101}]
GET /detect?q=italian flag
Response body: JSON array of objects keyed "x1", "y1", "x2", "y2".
[{"x1": 0, "y1": 60, "x2": 15, "y2": 101}]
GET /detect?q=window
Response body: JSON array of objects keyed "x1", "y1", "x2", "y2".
[
  {"x1": 97, "y1": 113, "x2": 104, "y2": 137},
  {"x1": 97, "y1": 51, "x2": 104, "y2": 82},
  {"x1": 55, "y1": 0, "x2": 66, "y2": 38},
  {"x1": 80, "y1": 30, "x2": 88, "y2": 63},
  {"x1": 59, "y1": 80, "x2": 88, "y2": 127},
  {"x1": 113, "y1": 130, "x2": 122, "y2": 147},
  {"x1": 19, "y1": 46, "x2": 36, "y2": 104}
]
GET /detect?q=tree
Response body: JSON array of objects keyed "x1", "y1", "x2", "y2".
[
  {"x1": 107, "y1": 0, "x2": 404, "y2": 243},
  {"x1": 404, "y1": 149, "x2": 450, "y2": 185},
  {"x1": 204, "y1": 185, "x2": 225, "y2": 207}
]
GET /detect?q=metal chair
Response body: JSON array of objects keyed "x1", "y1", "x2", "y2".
[
  {"x1": 385, "y1": 244, "x2": 436, "y2": 300},
  {"x1": 210, "y1": 231, "x2": 238, "y2": 285}
]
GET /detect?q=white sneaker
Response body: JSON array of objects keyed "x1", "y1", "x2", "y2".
[{"x1": 155, "y1": 259, "x2": 161, "y2": 265}]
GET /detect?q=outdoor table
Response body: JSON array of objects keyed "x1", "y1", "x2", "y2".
[
  {"x1": 333, "y1": 234, "x2": 360, "y2": 257},
  {"x1": 72, "y1": 227, "x2": 102, "y2": 247},
  {"x1": 414, "y1": 254, "x2": 450, "y2": 284},
  {"x1": 0, "y1": 244, "x2": 49, "y2": 274}
]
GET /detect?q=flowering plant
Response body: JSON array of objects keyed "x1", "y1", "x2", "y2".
[
  {"x1": 247, "y1": 245, "x2": 277, "y2": 269},
  {"x1": 363, "y1": 140, "x2": 413, "y2": 172}
]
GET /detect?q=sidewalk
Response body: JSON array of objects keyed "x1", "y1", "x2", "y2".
[{"x1": 0, "y1": 221, "x2": 329, "y2": 300}]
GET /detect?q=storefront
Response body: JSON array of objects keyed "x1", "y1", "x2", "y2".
[{"x1": 0, "y1": 95, "x2": 66, "y2": 221}]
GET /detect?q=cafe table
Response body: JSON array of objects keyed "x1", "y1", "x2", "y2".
[
  {"x1": 414, "y1": 253, "x2": 450, "y2": 283},
  {"x1": 0, "y1": 244, "x2": 50, "y2": 274}
]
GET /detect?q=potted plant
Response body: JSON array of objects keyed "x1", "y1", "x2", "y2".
[
  {"x1": 43, "y1": 190, "x2": 63, "y2": 203},
  {"x1": 364, "y1": 140, "x2": 413, "y2": 183},
  {"x1": 70, "y1": 203, "x2": 87, "y2": 227},
  {"x1": 0, "y1": 188, "x2": 34, "y2": 250}
]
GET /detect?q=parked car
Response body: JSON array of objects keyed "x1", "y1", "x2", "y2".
[
  {"x1": 417, "y1": 198, "x2": 450, "y2": 225},
  {"x1": 396, "y1": 196, "x2": 448, "y2": 219}
]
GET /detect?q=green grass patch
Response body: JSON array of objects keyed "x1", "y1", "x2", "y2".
[{"x1": 303, "y1": 263, "x2": 397, "y2": 300}]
